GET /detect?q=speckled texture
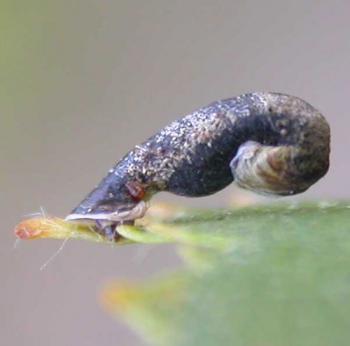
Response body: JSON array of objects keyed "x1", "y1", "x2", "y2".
[{"x1": 69, "y1": 92, "x2": 330, "y2": 222}]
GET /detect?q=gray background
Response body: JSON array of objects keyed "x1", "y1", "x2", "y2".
[{"x1": 1, "y1": 1, "x2": 349, "y2": 345}]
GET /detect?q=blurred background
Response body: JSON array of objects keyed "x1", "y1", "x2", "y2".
[{"x1": 1, "y1": 0, "x2": 349, "y2": 345}]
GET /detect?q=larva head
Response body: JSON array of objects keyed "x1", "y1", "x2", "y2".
[{"x1": 65, "y1": 179, "x2": 148, "y2": 229}]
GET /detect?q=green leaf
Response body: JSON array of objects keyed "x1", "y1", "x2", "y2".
[{"x1": 103, "y1": 203, "x2": 350, "y2": 346}]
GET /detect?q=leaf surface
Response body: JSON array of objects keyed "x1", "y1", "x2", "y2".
[{"x1": 103, "y1": 203, "x2": 350, "y2": 346}]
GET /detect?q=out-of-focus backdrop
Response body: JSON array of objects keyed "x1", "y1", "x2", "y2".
[{"x1": 1, "y1": 1, "x2": 349, "y2": 345}]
